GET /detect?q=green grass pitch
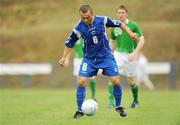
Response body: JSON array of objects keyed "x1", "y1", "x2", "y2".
[{"x1": 1, "y1": 89, "x2": 180, "y2": 125}]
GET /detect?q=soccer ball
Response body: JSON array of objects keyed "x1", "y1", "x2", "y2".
[{"x1": 81, "y1": 99, "x2": 98, "y2": 116}]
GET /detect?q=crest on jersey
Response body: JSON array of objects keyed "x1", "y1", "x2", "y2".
[
  {"x1": 91, "y1": 30, "x2": 96, "y2": 35},
  {"x1": 114, "y1": 28, "x2": 122, "y2": 36}
]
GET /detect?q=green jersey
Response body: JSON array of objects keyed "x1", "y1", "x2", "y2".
[
  {"x1": 74, "y1": 38, "x2": 84, "y2": 58},
  {"x1": 111, "y1": 19, "x2": 142, "y2": 53}
]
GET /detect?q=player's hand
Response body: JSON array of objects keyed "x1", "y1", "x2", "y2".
[
  {"x1": 59, "y1": 58, "x2": 66, "y2": 67},
  {"x1": 128, "y1": 52, "x2": 138, "y2": 61},
  {"x1": 59, "y1": 57, "x2": 70, "y2": 67},
  {"x1": 131, "y1": 33, "x2": 139, "y2": 41}
]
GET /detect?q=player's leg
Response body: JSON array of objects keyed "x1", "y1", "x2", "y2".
[
  {"x1": 89, "y1": 69, "x2": 102, "y2": 100},
  {"x1": 124, "y1": 58, "x2": 139, "y2": 108},
  {"x1": 73, "y1": 76, "x2": 88, "y2": 119},
  {"x1": 128, "y1": 77, "x2": 139, "y2": 108},
  {"x1": 105, "y1": 51, "x2": 123, "y2": 108},
  {"x1": 109, "y1": 76, "x2": 127, "y2": 117},
  {"x1": 137, "y1": 67, "x2": 155, "y2": 91},
  {"x1": 107, "y1": 81, "x2": 115, "y2": 108},
  {"x1": 76, "y1": 76, "x2": 88, "y2": 112},
  {"x1": 73, "y1": 58, "x2": 98, "y2": 119},
  {"x1": 73, "y1": 58, "x2": 86, "y2": 118},
  {"x1": 101, "y1": 55, "x2": 127, "y2": 117},
  {"x1": 143, "y1": 78, "x2": 155, "y2": 91},
  {"x1": 110, "y1": 76, "x2": 121, "y2": 108},
  {"x1": 89, "y1": 77, "x2": 96, "y2": 99}
]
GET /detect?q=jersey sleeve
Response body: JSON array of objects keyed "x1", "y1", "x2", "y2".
[
  {"x1": 65, "y1": 29, "x2": 81, "y2": 48},
  {"x1": 133, "y1": 22, "x2": 143, "y2": 37},
  {"x1": 105, "y1": 17, "x2": 122, "y2": 28},
  {"x1": 74, "y1": 38, "x2": 83, "y2": 51}
]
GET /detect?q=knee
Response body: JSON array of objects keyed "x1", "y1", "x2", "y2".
[
  {"x1": 110, "y1": 77, "x2": 120, "y2": 86},
  {"x1": 77, "y1": 77, "x2": 87, "y2": 87},
  {"x1": 128, "y1": 77, "x2": 136, "y2": 85}
]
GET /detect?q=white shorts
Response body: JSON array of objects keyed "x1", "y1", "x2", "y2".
[
  {"x1": 73, "y1": 58, "x2": 103, "y2": 77},
  {"x1": 114, "y1": 51, "x2": 137, "y2": 77},
  {"x1": 73, "y1": 58, "x2": 83, "y2": 76}
]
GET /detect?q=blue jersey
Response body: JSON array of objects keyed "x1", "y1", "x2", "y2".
[{"x1": 65, "y1": 15, "x2": 122, "y2": 58}]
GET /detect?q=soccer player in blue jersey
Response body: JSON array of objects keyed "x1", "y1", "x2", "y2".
[{"x1": 59, "y1": 5, "x2": 139, "y2": 119}]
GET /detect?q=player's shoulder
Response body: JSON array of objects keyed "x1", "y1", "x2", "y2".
[
  {"x1": 95, "y1": 15, "x2": 106, "y2": 18},
  {"x1": 95, "y1": 15, "x2": 107, "y2": 21},
  {"x1": 128, "y1": 19, "x2": 139, "y2": 26},
  {"x1": 74, "y1": 20, "x2": 85, "y2": 28},
  {"x1": 73, "y1": 20, "x2": 86, "y2": 32}
]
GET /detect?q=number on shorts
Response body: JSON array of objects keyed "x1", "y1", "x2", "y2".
[{"x1": 82, "y1": 63, "x2": 88, "y2": 71}]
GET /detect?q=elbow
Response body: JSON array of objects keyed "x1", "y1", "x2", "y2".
[{"x1": 65, "y1": 42, "x2": 74, "y2": 48}]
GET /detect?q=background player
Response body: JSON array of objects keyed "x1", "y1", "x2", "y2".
[{"x1": 108, "y1": 5, "x2": 145, "y2": 108}]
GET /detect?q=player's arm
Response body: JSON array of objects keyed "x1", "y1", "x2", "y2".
[
  {"x1": 121, "y1": 23, "x2": 139, "y2": 41},
  {"x1": 129, "y1": 23, "x2": 145, "y2": 61},
  {"x1": 59, "y1": 46, "x2": 72, "y2": 67},
  {"x1": 134, "y1": 23, "x2": 145, "y2": 53},
  {"x1": 105, "y1": 17, "x2": 139, "y2": 41},
  {"x1": 128, "y1": 35, "x2": 145, "y2": 61},
  {"x1": 59, "y1": 29, "x2": 80, "y2": 67},
  {"x1": 64, "y1": 48, "x2": 73, "y2": 67},
  {"x1": 134, "y1": 35, "x2": 145, "y2": 54}
]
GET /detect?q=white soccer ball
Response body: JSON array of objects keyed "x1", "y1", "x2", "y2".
[{"x1": 81, "y1": 99, "x2": 98, "y2": 116}]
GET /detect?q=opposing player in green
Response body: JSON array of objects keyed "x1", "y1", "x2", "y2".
[
  {"x1": 73, "y1": 38, "x2": 96, "y2": 100},
  {"x1": 108, "y1": 5, "x2": 145, "y2": 108}
]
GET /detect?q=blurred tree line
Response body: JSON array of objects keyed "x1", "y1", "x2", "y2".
[{"x1": 0, "y1": 0, "x2": 180, "y2": 62}]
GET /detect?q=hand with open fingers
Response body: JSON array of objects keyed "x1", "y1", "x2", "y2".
[{"x1": 131, "y1": 33, "x2": 139, "y2": 41}]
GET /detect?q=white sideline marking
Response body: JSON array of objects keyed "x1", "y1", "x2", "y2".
[
  {"x1": 0, "y1": 63, "x2": 52, "y2": 75},
  {"x1": 146, "y1": 62, "x2": 171, "y2": 74}
]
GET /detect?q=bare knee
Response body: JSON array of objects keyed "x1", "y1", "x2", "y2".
[
  {"x1": 110, "y1": 76, "x2": 120, "y2": 86},
  {"x1": 77, "y1": 77, "x2": 88, "y2": 87},
  {"x1": 128, "y1": 77, "x2": 136, "y2": 85}
]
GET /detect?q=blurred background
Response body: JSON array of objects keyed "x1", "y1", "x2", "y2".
[{"x1": 0, "y1": 0, "x2": 180, "y2": 90}]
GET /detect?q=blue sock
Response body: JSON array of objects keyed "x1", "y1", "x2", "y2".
[
  {"x1": 113, "y1": 84, "x2": 122, "y2": 108},
  {"x1": 76, "y1": 86, "x2": 86, "y2": 112}
]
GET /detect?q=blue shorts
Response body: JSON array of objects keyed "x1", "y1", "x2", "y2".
[{"x1": 79, "y1": 55, "x2": 119, "y2": 77}]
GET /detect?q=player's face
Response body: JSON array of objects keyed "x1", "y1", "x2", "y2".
[
  {"x1": 80, "y1": 10, "x2": 93, "y2": 25},
  {"x1": 116, "y1": 9, "x2": 127, "y2": 22}
]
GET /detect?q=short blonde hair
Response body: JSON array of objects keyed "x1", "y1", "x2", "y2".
[{"x1": 116, "y1": 5, "x2": 128, "y2": 13}]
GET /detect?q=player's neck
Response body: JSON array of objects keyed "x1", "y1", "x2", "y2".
[{"x1": 89, "y1": 16, "x2": 94, "y2": 25}]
